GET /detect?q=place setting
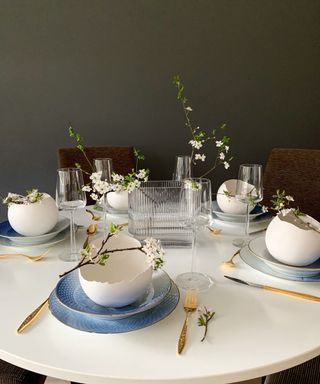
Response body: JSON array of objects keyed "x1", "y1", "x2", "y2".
[
  {"x1": 211, "y1": 176, "x2": 273, "y2": 236},
  {"x1": 223, "y1": 188, "x2": 320, "y2": 297},
  {"x1": 0, "y1": 190, "x2": 71, "y2": 252}
]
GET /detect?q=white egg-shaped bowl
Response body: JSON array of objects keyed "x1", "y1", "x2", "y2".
[
  {"x1": 216, "y1": 179, "x2": 255, "y2": 215},
  {"x1": 107, "y1": 191, "x2": 128, "y2": 211},
  {"x1": 79, "y1": 232, "x2": 153, "y2": 307},
  {"x1": 8, "y1": 193, "x2": 59, "y2": 236},
  {"x1": 265, "y1": 213, "x2": 320, "y2": 266}
]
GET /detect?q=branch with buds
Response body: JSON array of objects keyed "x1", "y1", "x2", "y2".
[{"x1": 59, "y1": 223, "x2": 165, "y2": 278}]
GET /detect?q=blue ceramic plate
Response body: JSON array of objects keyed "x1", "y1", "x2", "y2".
[
  {"x1": 54, "y1": 270, "x2": 172, "y2": 319},
  {"x1": 248, "y1": 237, "x2": 320, "y2": 278},
  {"x1": 49, "y1": 279, "x2": 180, "y2": 333},
  {"x1": 0, "y1": 217, "x2": 69, "y2": 245},
  {"x1": 240, "y1": 245, "x2": 320, "y2": 282}
]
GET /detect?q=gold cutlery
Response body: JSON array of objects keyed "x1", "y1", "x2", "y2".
[
  {"x1": 0, "y1": 250, "x2": 49, "y2": 262},
  {"x1": 178, "y1": 288, "x2": 198, "y2": 354},
  {"x1": 224, "y1": 275, "x2": 320, "y2": 302},
  {"x1": 17, "y1": 298, "x2": 49, "y2": 333},
  {"x1": 85, "y1": 209, "x2": 101, "y2": 221},
  {"x1": 17, "y1": 225, "x2": 96, "y2": 333},
  {"x1": 207, "y1": 227, "x2": 222, "y2": 235},
  {"x1": 222, "y1": 249, "x2": 240, "y2": 268}
]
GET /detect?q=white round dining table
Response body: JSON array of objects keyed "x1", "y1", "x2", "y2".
[{"x1": 0, "y1": 210, "x2": 319, "y2": 384}]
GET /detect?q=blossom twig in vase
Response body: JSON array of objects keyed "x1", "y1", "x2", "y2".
[
  {"x1": 173, "y1": 75, "x2": 233, "y2": 178},
  {"x1": 59, "y1": 223, "x2": 164, "y2": 278},
  {"x1": 197, "y1": 307, "x2": 215, "y2": 342}
]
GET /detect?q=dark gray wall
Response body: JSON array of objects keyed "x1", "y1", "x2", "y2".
[{"x1": 1, "y1": 0, "x2": 319, "y2": 219}]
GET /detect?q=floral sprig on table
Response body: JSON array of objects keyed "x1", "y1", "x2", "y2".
[
  {"x1": 3, "y1": 189, "x2": 43, "y2": 205},
  {"x1": 59, "y1": 223, "x2": 165, "y2": 278},
  {"x1": 198, "y1": 307, "x2": 215, "y2": 342},
  {"x1": 173, "y1": 75, "x2": 233, "y2": 177},
  {"x1": 68, "y1": 125, "x2": 149, "y2": 199}
]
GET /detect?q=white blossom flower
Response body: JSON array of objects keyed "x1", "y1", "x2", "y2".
[
  {"x1": 261, "y1": 205, "x2": 269, "y2": 213},
  {"x1": 224, "y1": 161, "x2": 230, "y2": 169},
  {"x1": 136, "y1": 169, "x2": 147, "y2": 179},
  {"x1": 195, "y1": 153, "x2": 206, "y2": 162},
  {"x1": 285, "y1": 195, "x2": 294, "y2": 202},
  {"x1": 112, "y1": 173, "x2": 124, "y2": 183},
  {"x1": 90, "y1": 172, "x2": 102, "y2": 182},
  {"x1": 215, "y1": 140, "x2": 223, "y2": 147},
  {"x1": 185, "y1": 106, "x2": 193, "y2": 111},
  {"x1": 141, "y1": 238, "x2": 164, "y2": 270},
  {"x1": 82, "y1": 185, "x2": 92, "y2": 192},
  {"x1": 90, "y1": 193, "x2": 99, "y2": 201},
  {"x1": 219, "y1": 152, "x2": 225, "y2": 160},
  {"x1": 224, "y1": 145, "x2": 229, "y2": 153},
  {"x1": 189, "y1": 140, "x2": 203, "y2": 150}
]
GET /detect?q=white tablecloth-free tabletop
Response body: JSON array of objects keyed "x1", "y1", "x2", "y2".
[{"x1": 0, "y1": 209, "x2": 319, "y2": 384}]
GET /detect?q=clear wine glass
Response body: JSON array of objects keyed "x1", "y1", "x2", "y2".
[
  {"x1": 173, "y1": 155, "x2": 192, "y2": 181},
  {"x1": 56, "y1": 168, "x2": 87, "y2": 262},
  {"x1": 233, "y1": 164, "x2": 263, "y2": 247},
  {"x1": 176, "y1": 178, "x2": 214, "y2": 291},
  {"x1": 93, "y1": 158, "x2": 113, "y2": 236}
]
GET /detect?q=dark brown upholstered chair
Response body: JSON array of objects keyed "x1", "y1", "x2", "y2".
[
  {"x1": 0, "y1": 360, "x2": 46, "y2": 384},
  {"x1": 264, "y1": 355, "x2": 320, "y2": 384},
  {"x1": 263, "y1": 148, "x2": 320, "y2": 220},
  {"x1": 58, "y1": 146, "x2": 135, "y2": 205}
]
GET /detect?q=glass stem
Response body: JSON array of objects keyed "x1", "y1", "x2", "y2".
[
  {"x1": 190, "y1": 225, "x2": 197, "y2": 273},
  {"x1": 103, "y1": 195, "x2": 108, "y2": 238},
  {"x1": 245, "y1": 203, "x2": 250, "y2": 237},
  {"x1": 69, "y1": 209, "x2": 77, "y2": 255}
]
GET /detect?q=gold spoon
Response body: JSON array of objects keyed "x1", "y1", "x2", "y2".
[
  {"x1": 86, "y1": 223, "x2": 97, "y2": 235},
  {"x1": 0, "y1": 250, "x2": 49, "y2": 262},
  {"x1": 207, "y1": 226, "x2": 222, "y2": 235},
  {"x1": 85, "y1": 209, "x2": 101, "y2": 221},
  {"x1": 223, "y1": 249, "x2": 240, "y2": 268}
]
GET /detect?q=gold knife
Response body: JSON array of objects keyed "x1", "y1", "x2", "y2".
[
  {"x1": 224, "y1": 275, "x2": 320, "y2": 302},
  {"x1": 17, "y1": 298, "x2": 49, "y2": 333}
]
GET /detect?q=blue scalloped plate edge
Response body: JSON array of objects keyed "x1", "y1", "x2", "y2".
[{"x1": 48, "y1": 281, "x2": 180, "y2": 333}]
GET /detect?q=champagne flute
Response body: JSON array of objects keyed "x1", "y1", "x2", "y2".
[
  {"x1": 93, "y1": 158, "x2": 113, "y2": 236},
  {"x1": 56, "y1": 168, "x2": 87, "y2": 262},
  {"x1": 233, "y1": 164, "x2": 263, "y2": 247},
  {"x1": 173, "y1": 155, "x2": 192, "y2": 181},
  {"x1": 176, "y1": 178, "x2": 214, "y2": 291}
]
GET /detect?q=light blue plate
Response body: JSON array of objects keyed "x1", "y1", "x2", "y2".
[
  {"x1": 240, "y1": 246, "x2": 320, "y2": 282},
  {"x1": 0, "y1": 217, "x2": 69, "y2": 245},
  {"x1": 54, "y1": 270, "x2": 172, "y2": 319},
  {"x1": 49, "y1": 277, "x2": 179, "y2": 333}
]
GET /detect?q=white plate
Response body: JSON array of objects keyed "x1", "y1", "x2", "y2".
[
  {"x1": 0, "y1": 226, "x2": 70, "y2": 249},
  {"x1": 212, "y1": 200, "x2": 265, "y2": 222},
  {"x1": 211, "y1": 214, "x2": 272, "y2": 235},
  {"x1": 0, "y1": 217, "x2": 69, "y2": 245},
  {"x1": 247, "y1": 237, "x2": 320, "y2": 278}
]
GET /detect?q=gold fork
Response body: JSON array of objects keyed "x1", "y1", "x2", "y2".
[
  {"x1": 222, "y1": 249, "x2": 240, "y2": 268},
  {"x1": 0, "y1": 250, "x2": 49, "y2": 262},
  {"x1": 178, "y1": 288, "x2": 198, "y2": 354}
]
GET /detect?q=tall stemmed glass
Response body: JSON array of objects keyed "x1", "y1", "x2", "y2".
[
  {"x1": 56, "y1": 168, "x2": 87, "y2": 262},
  {"x1": 233, "y1": 164, "x2": 263, "y2": 247},
  {"x1": 93, "y1": 158, "x2": 113, "y2": 237},
  {"x1": 176, "y1": 178, "x2": 214, "y2": 291},
  {"x1": 173, "y1": 155, "x2": 192, "y2": 181}
]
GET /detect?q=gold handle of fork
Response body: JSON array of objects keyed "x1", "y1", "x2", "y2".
[
  {"x1": 17, "y1": 298, "x2": 49, "y2": 334},
  {"x1": 178, "y1": 312, "x2": 191, "y2": 354}
]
